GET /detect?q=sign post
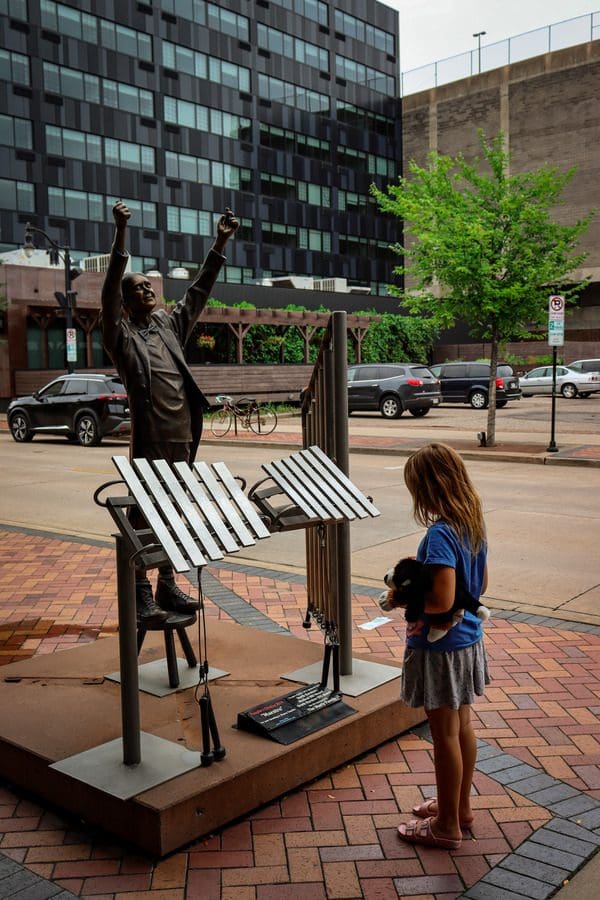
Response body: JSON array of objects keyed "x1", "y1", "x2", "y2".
[{"x1": 547, "y1": 295, "x2": 565, "y2": 452}]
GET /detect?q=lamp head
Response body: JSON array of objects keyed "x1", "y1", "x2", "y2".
[{"x1": 23, "y1": 224, "x2": 35, "y2": 259}]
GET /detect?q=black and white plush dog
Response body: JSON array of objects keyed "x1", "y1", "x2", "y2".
[{"x1": 379, "y1": 557, "x2": 490, "y2": 643}]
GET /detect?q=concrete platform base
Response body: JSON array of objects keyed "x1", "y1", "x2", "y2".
[{"x1": 0, "y1": 619, "x2": 425, "y2": 856}]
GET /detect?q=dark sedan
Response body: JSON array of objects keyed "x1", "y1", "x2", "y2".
[
  {"x1": 7, "y1": 373, "x2": 130, "y2": 446},
  {"x1": 347, "y1": 363, "x2": 442, "y2": 419}
]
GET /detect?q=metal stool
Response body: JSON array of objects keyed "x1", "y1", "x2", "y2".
[{"x1": 137, "y1": 612, "x2": 197, "y2": 689}]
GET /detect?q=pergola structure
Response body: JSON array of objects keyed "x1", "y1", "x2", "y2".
[
  {"x1": 26, "y1": 305, "x2": 380, "y2": 368},
  {"x1": 197, "y1": 306, "x2": 380, "y2": 365}
]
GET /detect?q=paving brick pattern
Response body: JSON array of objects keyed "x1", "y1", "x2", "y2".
[{"x1": 1, "y1": 525, "x2": 600, "y2": 898}]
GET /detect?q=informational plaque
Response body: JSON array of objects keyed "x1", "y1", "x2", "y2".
[{"x1": 237, "y1": 683, "x2": 356, "y2": 744}]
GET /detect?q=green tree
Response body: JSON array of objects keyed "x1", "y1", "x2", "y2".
[{"x1": 371, "y1": 131, "x2": 594, "y2": 446}]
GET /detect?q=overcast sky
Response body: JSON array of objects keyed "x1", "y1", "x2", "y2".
[{"x1": 381, "y1": 0, "x2": 599, "y2": 71}]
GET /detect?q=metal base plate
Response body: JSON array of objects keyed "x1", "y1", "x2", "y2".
[
  {"x1": 106, "y1": 660, "x2": 229, "y2": 697},
  {"x1": 49, "y1": 731, "x2": 201, "y2": 800},
  {"x1": 282, "y1": 658, "x2": 401, "y2": 697}
]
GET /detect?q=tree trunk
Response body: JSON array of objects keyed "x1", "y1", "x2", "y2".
[{"x1": 486, "y1": 331, "x2": 499, "y2": 446}]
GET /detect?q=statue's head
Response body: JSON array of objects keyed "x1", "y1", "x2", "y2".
[{"x1": 121, "y1": 272, "x2": 156, "y2": 319}]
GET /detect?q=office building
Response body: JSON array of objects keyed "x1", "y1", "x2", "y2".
[{"x1": 0, "y1": 0, "x2": 401, "y2": 293}]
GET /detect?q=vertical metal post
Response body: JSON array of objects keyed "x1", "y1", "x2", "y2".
[
  {"x1": 115, "y1": 535, "x2": 141, "y2": 765},
  {"x1": 547, "y1": 346, "x2": 559, "y2": 453},
  {"x1": 64, "y1": 247, "x2": 74, "y2": 374},
  {"x1": 332, "y1": 311, "x2": 353, "y2": 676}
]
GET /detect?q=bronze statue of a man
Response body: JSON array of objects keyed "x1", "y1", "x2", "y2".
[{"x1": 102, "y1": 201, "x2": 238, "y2": 626}]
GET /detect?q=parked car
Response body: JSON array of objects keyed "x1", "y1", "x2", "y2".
[
  {"x1": 347, "y1": 363, "x2": 442, "y2": 419},
  {"x1": 566, "y1": 358, "x2": 600, "y2": 374},
  {"x1": 429, "y1": 362, "x2": 521, "y2": 409},
  {"x1": 7, "y1": 373, "x2": 130, "y2": 446},
  {"x1": 519, "y1": 365, "x2": 600, "y2": 398}
]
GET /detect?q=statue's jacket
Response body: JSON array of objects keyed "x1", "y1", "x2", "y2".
[{"x1": 101, "y1": 246, "x2": 225, "y2": 462}]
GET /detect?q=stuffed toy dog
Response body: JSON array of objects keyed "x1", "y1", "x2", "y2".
[{"x1": 379, "y1": 557, "x2": 490, "y2": 643}]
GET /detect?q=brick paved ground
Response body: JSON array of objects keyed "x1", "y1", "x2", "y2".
[{"x1": 1, "y1": 526, "x2": 600, "y2": 898}]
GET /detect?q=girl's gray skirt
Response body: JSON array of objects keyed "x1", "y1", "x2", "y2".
[{"x1": 401, "y1": 639, "x2": 490, "y2": 710}]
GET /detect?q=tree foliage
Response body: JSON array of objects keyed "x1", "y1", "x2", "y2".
[{"x1": 370, "y1": 130, "x2": 594, "y2": 444}]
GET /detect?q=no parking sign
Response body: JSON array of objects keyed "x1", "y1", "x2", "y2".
[{"x1": 548, "y1": 295, "x2": 564, "y2": 347}]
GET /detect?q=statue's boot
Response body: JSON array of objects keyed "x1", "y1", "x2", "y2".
[
  {"x1": 136, "y1": 579, "x2": 169, "y2": 627},
  {"x1": 155, "y1": 573, "x2": 199, "y2": 614}
]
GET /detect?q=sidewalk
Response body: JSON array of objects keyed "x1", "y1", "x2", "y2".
[
  {"x1": 1, "y1": 523, "x2": 600, "y2": 898},
  {"x1": 1, "y1": 421, "x2": 599, "y2": 897}
]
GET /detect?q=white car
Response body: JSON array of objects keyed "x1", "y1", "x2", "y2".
[{"x1": 519, "y1": 365, "x2": 600, "y2": 398}]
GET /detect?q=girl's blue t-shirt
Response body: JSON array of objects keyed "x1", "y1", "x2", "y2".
[{"x1": 406, "y1": 521, "x2": 487, "y2": 652}]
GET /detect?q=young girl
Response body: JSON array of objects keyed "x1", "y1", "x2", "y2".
[{"x1": 396, "y1": 443, "x2": 489, "y2": 850}]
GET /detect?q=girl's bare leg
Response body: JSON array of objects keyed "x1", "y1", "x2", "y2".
[
  {"x1": 458, "y1": 705, "x2": 476, "y2": 822},
  {"x1": 425, "y1": 706, "x2": 462, "y2": 840}
]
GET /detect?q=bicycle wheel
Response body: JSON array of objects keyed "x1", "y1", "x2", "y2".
[
  {"x1": 210, "y1": 409, "x2": 232, "y2": 437},
  {"x1": 248, "y1": 404, "x2": 277, "y2": 435}
]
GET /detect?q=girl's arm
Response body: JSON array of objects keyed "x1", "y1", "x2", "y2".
[
  {"x1": 423, "y1": 565, "x2": 455, "y2": 615},
  {"x1": 482, "y1": 562, "x2": 489, "y2": 594}
]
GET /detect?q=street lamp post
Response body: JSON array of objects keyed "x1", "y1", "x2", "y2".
[
  {"x1": 473, "y1": 30, "x2": 486, "y2": 74},
  {"x1": 23, "y1": 223, "x2": 80, "y2": 374}
]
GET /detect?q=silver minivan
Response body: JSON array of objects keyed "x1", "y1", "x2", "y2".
[{"x1": 567, "y1": 359, "x2": 600, "y2": 374}]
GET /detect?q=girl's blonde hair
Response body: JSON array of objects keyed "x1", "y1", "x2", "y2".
[{"x1": 403, "y1": 443, "x2": 486, "y2": 552}]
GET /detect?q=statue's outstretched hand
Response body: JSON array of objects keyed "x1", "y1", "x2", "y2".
[
  {"x1": 113, "y1": 200, "x2": 131, "y2": 229},
  {"x1": 218, "y1": 208, "x2": 239, "y2": 238}
]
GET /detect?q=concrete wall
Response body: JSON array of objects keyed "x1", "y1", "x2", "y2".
[{"x1": 402, "y1": 40, "x2": 600, "y2": 312}]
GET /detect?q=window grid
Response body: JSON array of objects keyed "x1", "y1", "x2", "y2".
[
  {"x1": 40, "y1": 1, "x2": 152, "y2": 60},
  {"x1": 45, "y1": 125, "x2": 155, "y2": 172},
  {"x1": 162, "y1": 41, "x2": 250, "y2": 93},
  {"x1": 0, "y1": 0, "x2": 27, "y2": 18},
  {"x1": 43, "y1": 63, "x2": 154, "y2": 117},
  {"x1": 258, "y1": 75, "x2": 329, "y2": 113},
  {"x1": 261, "y1": 173, "x2": 330, "y2": 206},
  {"x1": 0, "y1": 49, "x2": 30, "y2": 86},
  {"x1": 160, "y1": 0, "x2": 249, "y2": 41},
  {"x1": 0, "y1": 114, "x2": 33, "y2": 149},
  {"x1": 335, "y1": 54, "x2": 395, "y2": 96},
  {"x1": 0, "y1": 178, "x2": 34, "y2": 212},
  {"x1": 268, "y1": 0, "x2": 327, "y2": 27},
  {"x1": 337, "y1": 100, "x2": 395, "y2": 137},
  {"x1": 167, "y1": 207, "x2": 252, "y2": 239},
  {"x1": 334, "y1": 9, "x2": 395, "y2": 56},
  {"x1": 48, "y1": 187, "x2": 156, "y2": 227},
  {"x1": 166, "y1": 151, "x2": 251, "y2": 190},
  {"x1": 164, "y1": 96, "x2": 251, "y2": 139},
  {"x1": 257, "y1": 24, "x2": 328, "y2": 71},
  {"x1": 259, "y1": 124, "x2": 331, "y2": 159},
  {"x1": 338, "y1": 190, "x2": 372, "y2": 213}
]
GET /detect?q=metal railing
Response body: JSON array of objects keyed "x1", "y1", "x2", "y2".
[
  {"x1": 402, "y1": 11, "x2": 600, "y2": 96},
  {"x1": 300, "y1": 311, "x2": 354, "y2": 676}
]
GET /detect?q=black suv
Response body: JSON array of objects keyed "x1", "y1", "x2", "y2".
[
  {"x1": 7, "y1": 373, "x2": 130, "y2": 446},
  {"x1": 347, "y1": 363, "x2": 442, "y2": 419},
  {"x1": 429, "y1": 362, "x2": 521, "y2": 409}
]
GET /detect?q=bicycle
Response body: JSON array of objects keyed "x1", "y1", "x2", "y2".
[{"x1": 210, "y1": 394, "x2": 278, "y2": 437}]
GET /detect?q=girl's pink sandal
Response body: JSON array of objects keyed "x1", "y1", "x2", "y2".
[
  {"x1": 397, "y1": 817, "x2": 462, "y2": 850},
  {"x1": 412, "y1": 798, "x2": 474, "y2": 829}
]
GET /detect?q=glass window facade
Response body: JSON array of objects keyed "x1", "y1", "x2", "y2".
[
  {"x1": 258, "y1": 75, "x2": 329, "y2": 113},
  {"x1": 0, "y1": 0, "x2": 401, "y2": 296},
  {"x1": 43, "y1": 63, "x2": 154, "y2": 116},
  {"x1": 0, "y1": 178, "x2": 34, "y2": 212},
  {"x1": 0, "y1": 114, "x2": 32, "y2": 148},
  {"x1": 257, "y1": 24, "x2": 328, "y2": 71},
  {"x1": 41, "y1": 2, "x2": 152, "y2": 60},
  {"x1": 335, "y1": 54, "x2": 395, "y2": 96},
  {"x1": 269, "y1": 0, "x2": 328, "y2": 27},
  {"x1": 161, "y1": 0, "x2": 249, "y2": 41},
  {"x1": 164, "y1": 96, "x2": 251, "y2": 139},
  {"x1": 0, "y1": 49, "x2": 30, "y2": 86},
  {"x1": 334, "y1": 9, "x2": 395, "y2": 56},
  {"x1": 162, "y1": 42, "x2": 250, "y2": 92}
]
